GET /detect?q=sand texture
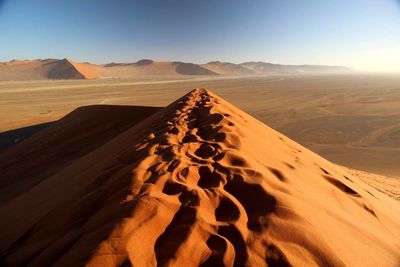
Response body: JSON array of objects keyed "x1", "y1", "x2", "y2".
[
  {"x1": 0, "y1": 105, "x2": 161, "y2": 205},
  {"x1": 0, "y1": 89, "x2": 399, "y2": 266}
]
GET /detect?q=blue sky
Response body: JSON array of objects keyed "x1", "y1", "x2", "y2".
[{"x1": 1, "y1": 0, "x2": 399, "y2": 71}]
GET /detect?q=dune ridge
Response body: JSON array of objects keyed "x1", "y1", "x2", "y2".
[
  {"x1": 47, "y1": 58, "x2": 101, "y2": 79},
  {"x1": 99, "y1": 61, "x2": 218, "y2": 77},
  {"x1": 0, "y1": 59, "x2": 352, "y2": 80},
  {"x1": 202, "y1": 61, "x2": 254, "y2": 75},
  {"x1": 0, "y1": 89, "x2": 399, "y2": 266},
  {"x1": 0, "y1": 58, "x2": 100, "y2": 80}
]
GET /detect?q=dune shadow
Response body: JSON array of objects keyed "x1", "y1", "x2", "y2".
[
  {"x1": 0, "y1": 104, "x2": 162, "y2": 206},
  {"x1": 0, "y1": 122, "x2": 55, "y2": 152},
  {"x1": 0, "y1": 104, "x2": 164, "y2": 266}
]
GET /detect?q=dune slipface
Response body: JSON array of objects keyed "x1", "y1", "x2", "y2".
[
  {"x1": 0, "y1": 89, "x2": 399, "y2": 267},
  {"x1": 47, "y1": 58, "x2": 101, "y2": 79},
  {"x1": 0, "y1": 58, "x2": 101, "y2": 80},
  {"x1": 0, "y1": 105, "x2": 161, "y2": 205}
]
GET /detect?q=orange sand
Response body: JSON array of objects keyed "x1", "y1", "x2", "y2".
[
  {"x1": 59, "y1": 58, "x2": 101, "y2": 79},
  {"x1": 0, "y1": 89, "x2": 399, "y2": 266},
  {"x1": 0, "y1": 58, "x2": 101, "y2": 80},
  {"x1": 0, "y1": 59, "x2": 351, "y2": 80}
]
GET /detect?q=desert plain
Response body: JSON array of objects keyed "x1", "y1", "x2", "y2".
[{"x1": 1, "y1": 73, "x2": 400, "y2": 178}]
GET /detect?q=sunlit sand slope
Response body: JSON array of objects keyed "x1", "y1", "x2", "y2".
[{"x1": 0, "y1": 89, "x2": 399, "y2": 266}]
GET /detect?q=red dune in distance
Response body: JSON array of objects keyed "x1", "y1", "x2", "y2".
[
  {"x1": 0, "y1": 89, "x2": 399, "y2": 266},
  {"x1": 202, "y1": 61, "x2": 254, "y2": 75},
  {"x1": 99, "y1": 61, "x2": 218, "y2": 78},
  {"x1": 0, "y1": 58, "x2": 352, "y2": 80},
  {"x1": 0, "y1": 58, "x2": 101, "y2": 80},
  {"x1": 47, "y1": 58, "x2": 102, "y2": 79}
]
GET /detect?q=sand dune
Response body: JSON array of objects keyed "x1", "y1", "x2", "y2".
[
  {"x1": 100, "y1": 60, "x2": 217, "y2": 78},
  {"x1": 240, "y1": 61, "x2": 352, "y2": 74},
  {"x1": 0, "y1": 59, "x2": 57, "y2": 80},
  {"x1": 0, "y1": 59, "x2": 351, "y2": 80},
  {"x1": 0, "y1": 58, "x2": 101, "y2": 80},
  {"x1": 100, "y1": 61, "x2": 178, "y2": 77},
  {"x1": 202, "y1": 61, "x2": 255, "y2": 75},
  {"x1": 100, "y1": 60, "x2": 351, "y2": 77},
  {"x1": 1, "y1": 75, "x2": 398, "y2": 177},
  {"x1": 174, "y1": 62, "x2": 218, "y2": 75},
  {"x1": 48, "y1": 58, "x2": 101, "y2": 79},
  {"x1": 0, "y1": 105, "x2": 160, "y2": 205},
  {"x1": 0, "y1": 89, "x2": 399, "y2": 266}
]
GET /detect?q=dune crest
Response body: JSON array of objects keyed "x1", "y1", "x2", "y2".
[
  {"x1": 48, "y1": 58, "x2": 101, "y2": 79},
  {"x1": 0, "y1": 58, "x2": 101, "y2": 80},
  {"x1": 0, "y1": 89, "x2": 399, "y2": 266},
  {"x1": 203, "y1": 61, "x2": 254, "y2": 75},
  {"x1": 100, "y1": 60, "x2": 218, "y2": 77},
  {"x1": 0, "y1": 59, "x2": 352, "y2": 80}
]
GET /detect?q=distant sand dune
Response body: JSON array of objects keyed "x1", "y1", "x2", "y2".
[
  {"x1": 174, "y1": 62, "x2": 217, "y2": 75},
  {"x1": 0, "y1": 58, "x2": 101, "y2": 80},
  {"x1": 203, "y1": 61, "x2": 254, "y2": 75},
  {"x1": 240, "y1": 61, "x2": 352, "y2": 74},
  {"x1": 100, "y1": 61, "x2": 217, "y2": 78},
  {"x1": 0, "y1": 89, "x2": 398, "y2": 266},
  {"x1": 0, "y1": 58, "x2": 352, "y2": 80},
  {"x1": 47, "y1": 58, "x2": 101, "y2": 79}
]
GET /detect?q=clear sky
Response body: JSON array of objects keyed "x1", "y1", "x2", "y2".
[{"x1": 1, "y1": 0, "x2": 399, "y2": 72}]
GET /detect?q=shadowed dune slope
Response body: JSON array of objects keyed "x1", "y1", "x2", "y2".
[
  {"x1": 202, "y1": 61, "x2": 254, "y2": 75},
  {"x1": 0, "y1": 59, "x2": 351, "y2": 80},
  {"x1": 174, "y1": 62, "x2": 218, "y2": 76},
  {"x1": 47, "y1": 58, "x2": 101, "y2": 79},
  {"x1": 0, "y1": 122, "x2": 54, "y2": 152},
  {"x1": 0, "y1": 59, "x2": 57, "y2": 80},
  {"x1": 99, "y1": 60, "x2": 218, "y2": 78},
  {"x1": 0, "y1": 89, "x2": 399, "y2": 267},
  {"x1": 0, "y1": 59, "x2": 101, "y2": 80},
  {"x1": 0, "y1": 105, "x2": 161, "y2": 206}
]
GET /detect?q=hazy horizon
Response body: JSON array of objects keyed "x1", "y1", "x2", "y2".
[{"x1": 1, "y1": 0, "x2": 399, "y2": 72}]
